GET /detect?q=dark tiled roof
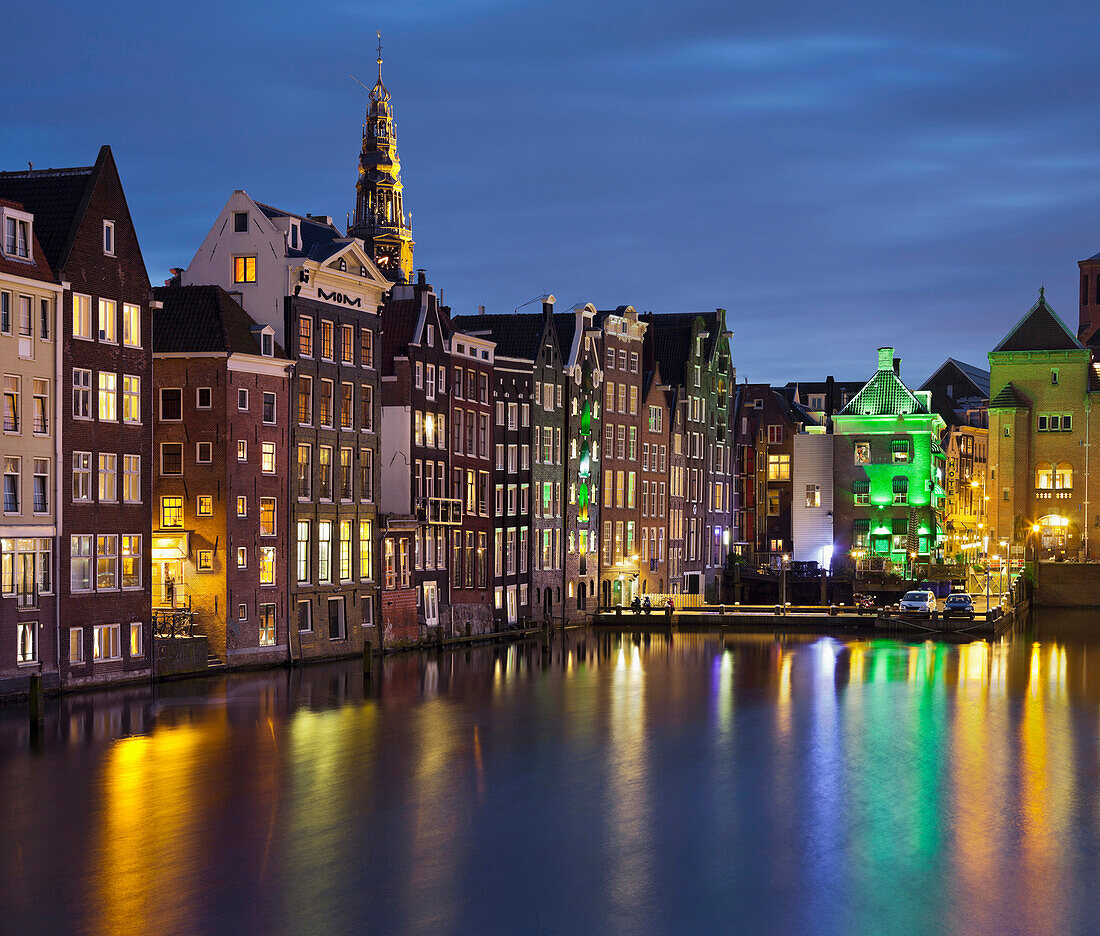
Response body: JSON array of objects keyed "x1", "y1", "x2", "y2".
[
  {"x1": 379, "y1": 297, "x2": 418, "y2": 373},
  {"x1": 993, "y1": 295, "x2": 1083, "y2": 352},
  {"x1": 0, "y1": 164, "x2": 95, "y2": 271},
  {"x1": 553, "y1": 312, "x2": 578, "y2": 362},
  {"x1": 988, "y1": 382, "x2": 1030, "y2": 409},
  {"x1": 0, "y1": 199, "x2": 56, "y2": 284},
  {"x1": 451, "y1": 312, "x2": 546, "y2": 360},
  {"x1": 647, "y1": 314, "x2": 696, "y2": 386},
  {"x1": 152, "y1": 285, "x2": 287, "y2": 357},
  {"x1": 254, "y1": 202, "x2": 346, "y2": 262},
  {"x1": 839, "y1": 369, "x2": 927, "y2": 417}
]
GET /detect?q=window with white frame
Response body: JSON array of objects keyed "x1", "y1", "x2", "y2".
[{"x1": 93, "y1": 623, "x2": 121, "y2": 661}]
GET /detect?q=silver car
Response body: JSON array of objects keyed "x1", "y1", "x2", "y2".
[{"x1": 899, "y1": 590, "x2": 937, "y2": 614}]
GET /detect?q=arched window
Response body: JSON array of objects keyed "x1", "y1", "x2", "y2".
[
  {"x1": 338, "y1": 258, "x2": 347, "y2": 272},
  {"x1": 1056, "y1": 462, "x2": 1073, "y2": 490},
  {"x1": 1035, "y1": 462, "x2": 1053, "y2": 489},
  {"x1": 568, "y1": 581, "x2": 574, "y2": 598}
]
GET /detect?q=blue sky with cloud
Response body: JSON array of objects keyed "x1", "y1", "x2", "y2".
[{"x1": 3, "y1": 0, "x2": 1099, "y2": 384}]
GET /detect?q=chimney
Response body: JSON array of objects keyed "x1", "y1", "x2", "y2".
[
  {"x1": 478, "y1": 305, "x2": 485, "y2": 316},
  {"x1": 165, "y1": 267, "x2": 184, "y2": 287},
  {"x1": 893, "y1": 357, "x2": 901, "y2": 376},
  {"x1": 416, "y1": 268, "x2": 426, "y2": 286},
  {"x1": 877, "y1": 347, "x2": 894, "y2": 372},
  {"x1": 542, "y1": 294, "x2": 555, "y2": 318}
]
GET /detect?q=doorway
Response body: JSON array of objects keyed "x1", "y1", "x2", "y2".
[
  {"x1": 152, "y1": 559, "x2": 184, "y2": 608},
  {"x1": 423, "y1": 581, "x2": 439, "y2": 628}
]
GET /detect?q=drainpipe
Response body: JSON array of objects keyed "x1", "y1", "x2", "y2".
[
  {"x1": 1085, "y1": 401, "x2": 1091, "y2": 559},
  {"x1": 54, "y1": 281, "x2": 68, "y2": 692}
]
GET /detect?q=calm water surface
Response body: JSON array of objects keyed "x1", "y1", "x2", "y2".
[{"x1": 4, "y1": 613, "x2": 1100, "y2": 935}]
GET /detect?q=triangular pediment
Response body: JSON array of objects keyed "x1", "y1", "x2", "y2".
[
  {"x1": 993, "y1": 294, "x2": 1083, "y2": 353},
  {"x1": 321, "y1": 238, "x2": 392, "y2": 290}
]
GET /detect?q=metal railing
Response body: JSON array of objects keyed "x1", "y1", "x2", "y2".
[{"x1": 153, "y1": 607, "x2": 199, "y2": 639}]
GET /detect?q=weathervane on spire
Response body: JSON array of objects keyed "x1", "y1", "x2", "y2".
[{"x1": 377, "y1": 31, "x2": 383, "y2": 82}]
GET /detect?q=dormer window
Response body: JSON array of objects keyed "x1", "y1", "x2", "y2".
[
  {"x1": 262, "y1": 330, "x2": 274, "y2": 357},
  {"x1": 103, "y1": 220, "x2": 115, "y2": 256},
  {"x1": 3, "y1": 209, "x2": 32, "y2": 261},
  {"x1": 290, "y1": 223, "x2": 299, "y2": 250}
]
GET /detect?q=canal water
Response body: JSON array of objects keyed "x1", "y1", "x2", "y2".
[{"x1": 3, "y1": 613, "x2": 1100, "y2": 936}]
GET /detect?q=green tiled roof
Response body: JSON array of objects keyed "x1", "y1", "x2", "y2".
[{"x1": 839, "y1": 369, "x2": 926, "y2": 417}]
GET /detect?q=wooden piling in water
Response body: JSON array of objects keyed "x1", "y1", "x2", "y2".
[{"x1": 28, "y1": 674, "x2": 43, "y2": 726}]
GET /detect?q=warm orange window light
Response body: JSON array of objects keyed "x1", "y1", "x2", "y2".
[{"x1": 233, "y1": 256, "x2": 256, "y2": 283}]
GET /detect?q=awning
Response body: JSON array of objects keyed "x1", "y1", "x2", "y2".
[
  {"x1": 151, "y1": 533, "x2": 189, "y2": 560},
  {"x1": 853, "y1": 479, "x2": 869, "y2": 494},
  {"x1": 892, "y1": 476, "x2": 909, "y2": 493},
  {"x1": 892, "y1": 517, "x2": 908, "y2": 535}
]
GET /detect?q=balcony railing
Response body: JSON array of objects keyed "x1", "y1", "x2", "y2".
[{"x1": 416, "y1": 497, "x2": 462, "y2": 525}]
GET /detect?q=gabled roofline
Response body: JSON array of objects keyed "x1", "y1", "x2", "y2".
[{"x1": 992, "y1": 294, "x2": 1084, "y2": 353}]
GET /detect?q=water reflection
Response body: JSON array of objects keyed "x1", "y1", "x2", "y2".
[{"x1": 3, "y1": 612, "x2": 1100, "y2": 934}]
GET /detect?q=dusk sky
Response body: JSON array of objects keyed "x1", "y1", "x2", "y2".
[{"x1": 4, "y1": 0, "x2": 1096, "y2": 384}]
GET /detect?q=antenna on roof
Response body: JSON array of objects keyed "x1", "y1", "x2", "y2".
[
  {"x1": 27, "y1": 162, "x2": 33, "y2": 170},
  {"x1": 515, "y1": 294, "x2": 551, "y2": 313}
]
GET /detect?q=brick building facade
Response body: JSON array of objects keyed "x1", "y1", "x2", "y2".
[
  {"x1": 0, "y1": 147, "x2": 154, "y2": 689},
  {"x1": 152, "y1": 285, "x2": 292, "y2": 666}
]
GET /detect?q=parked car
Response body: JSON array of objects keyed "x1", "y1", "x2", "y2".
[
  {"x1": 942, "y1": 593, "x2": 975, "y2": 619},
  {"x1": 898, "y1": 590, "x2": 937, "y2": 615}
]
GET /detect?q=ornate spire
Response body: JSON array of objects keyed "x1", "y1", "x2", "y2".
[
  {"x1": 370, "y1": 31, "x2": 390, "y2": 108},
  {"x1": 349, "y1": 31, "x2": 414, "y2": 282}
]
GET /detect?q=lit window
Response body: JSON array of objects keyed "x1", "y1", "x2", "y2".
[
  {"x1": 98, "y1": 372, "x2": 117, "y2": 420},
  {"x1": 233, "y1": 256, "x2": 257, "y2": 283},
  {"x1": 73, "y1": 294, "x2": 92, "y2": 339},
  {"x1": 121, "y1": 536, "x2": 141, "y2": 588},
  {"x1": 122, "y1": 375, "x2": 140, "y2": 423},
  {"x1": 237, "y1": 495, "x2": 247, "y2": 517},
  {"x1": 98, "y1": 298, "x2": 116, "y2": 342},
  {"x1": 161, "y1": 496, "x2": 183, "y2": 528},
  {"x1": 197, "y1": 495, "x2": 213, "y2": 516},
  {"x1": 260, "y1": 497, "x2": 276, "y2": 536},
  {"x1": 122, "y1": 303, "x2": 140, "y2": 347},
  {"x1": 130, "y1": 623, "x2": 143, "y2": 657},
  {"x1": 96, "y1": 534, "x2": 117, "y2": 590},
  {"x1": 261, "y1": 442, "x2": 275, "y2": 474},
  {"x1": 93, "y1": 624, "x2": 121, "y2": 661},
  {"x1": 237, "y1": 547, "x2": 248, "y2": 569},
  {"x1": 197, "y1": 550, "x2": 214, "y2": 572}
]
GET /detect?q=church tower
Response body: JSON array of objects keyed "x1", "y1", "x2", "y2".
[{"x1": 349, "y1": 33, "x2": 415, "y2": 282}]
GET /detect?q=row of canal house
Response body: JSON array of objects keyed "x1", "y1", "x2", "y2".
[
  {"x1": 0, "y1": 52, "x2": 743, "y2": 688},
  {"x1": 0, "y1": 147, "x2": 156, "y2": 694}
]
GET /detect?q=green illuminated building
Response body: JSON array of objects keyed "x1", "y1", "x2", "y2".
[{"x1": 833, "y1": 347, "x2": 947, "y2": 572}]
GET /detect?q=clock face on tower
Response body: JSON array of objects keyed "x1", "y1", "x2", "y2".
[{"x1": 375, "y1": 246, "x2": 395, "y2": 271}]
